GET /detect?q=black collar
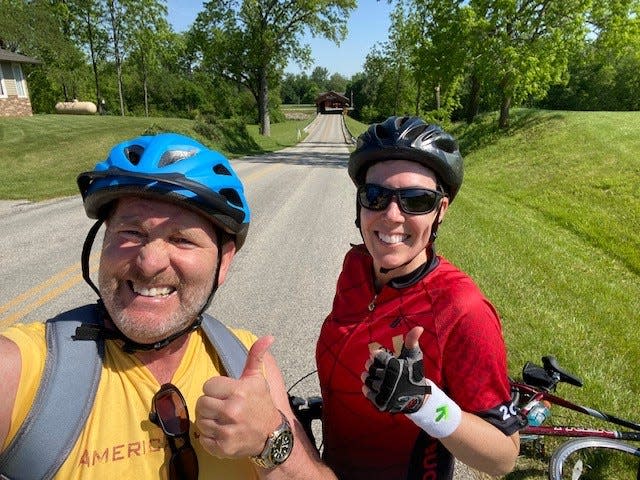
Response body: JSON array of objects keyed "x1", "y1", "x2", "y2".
[{"x1": 387, "y1": 246, "x2": 439, "y2": 289}]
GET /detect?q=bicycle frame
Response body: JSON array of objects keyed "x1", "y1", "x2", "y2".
[
  {"x1": 513, "y1": 380, "x2": 640, "y2": 441},
  {"x1": 512, "y1": 356, "x2": 640, "y2": 447}
]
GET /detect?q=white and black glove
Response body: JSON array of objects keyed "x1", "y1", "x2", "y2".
[{"x1": 364, "y1": 343, "x2": 431, "y2": 413}]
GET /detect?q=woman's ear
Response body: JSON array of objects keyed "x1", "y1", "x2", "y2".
[{"x1": 437, "y1": 196, "x2": 450, "y2": 223}]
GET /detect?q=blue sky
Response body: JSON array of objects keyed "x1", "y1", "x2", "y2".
[{"x1": 165, "y1": 1, "x2": 394, "y2": 78}]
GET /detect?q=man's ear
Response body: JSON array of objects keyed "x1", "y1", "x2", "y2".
[{"x1": 217, "y1": 240, "x2": 237, "y2": 286}]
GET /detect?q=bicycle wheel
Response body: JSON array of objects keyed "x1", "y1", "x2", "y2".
[{"x1": 548, "y1": 437, "x2": 640, "y2": 480}]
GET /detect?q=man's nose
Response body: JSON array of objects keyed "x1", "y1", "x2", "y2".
[{"x1": 136, "y1": 239, "x2": 170, "y2": 276}]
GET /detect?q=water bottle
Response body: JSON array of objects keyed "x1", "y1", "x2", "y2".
[{"x1": 526, "y1": 400, "x2": 551, "y2": 426}]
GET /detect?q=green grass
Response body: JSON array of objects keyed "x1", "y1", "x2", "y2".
[
  {"x1": 0, "y1": 114, "x2": 313, "y2": 200},
  {"x1": 441, "y1": 109, "x2": 640, "y2": 479},
  {"x1": 1, "y1": 110, "x2": 638, "y2": 478},
  {"x1": 344, "y1": 115, "x2": 368, "y2": 140}
]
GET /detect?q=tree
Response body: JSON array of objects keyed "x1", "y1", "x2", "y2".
[
  {"x1": 101, "y1": 0, "x2": 168, "y2": 116},
  {"x1": 347, "y1": 45, "x2": 415, "y2": 123},
  {"x1": 103, "y1": 0, "x2": 128, "y2": 115},
  {"x1": 127, "y1": 0, "x2": 169, "y2": 116},
  {"x1": 469, "y1": 0, "x2": 591, "y2": 128},
  {"x1": 327, "y1": 72, "x2": 348, "y2": 93},
  {"x1": 310, "y1": 66, "x2": 330, "y2": 90},
  {"x1": 65, "y1": 0, "x2": 109, "y2": 111},
  {"x1": 0, "y1": 0, "x2": 89, "y2": 108},
  {"x1": 281, "y1": 72, "x2": 319, "y2": 104},
  {"x1": 190, "y1": 0, "x2": 356, "y2": 136}
]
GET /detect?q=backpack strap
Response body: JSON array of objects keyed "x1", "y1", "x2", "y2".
[
  {"x1": 200, "y1": 313, "x2": 248, "y2": 379},
  {"x1": 0, "y1": 310, "x2": 247, "y2": 480},
  {"x1": 0, "y1": 305, "x2": 104, "y2": 480}
]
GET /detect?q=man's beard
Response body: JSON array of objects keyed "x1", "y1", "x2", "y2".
[{"x1": 99, "y1": 273, "x2": 211, "y2": 345}]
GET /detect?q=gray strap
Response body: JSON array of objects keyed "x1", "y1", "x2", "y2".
[
  {"x1": 200, "y1": 313, "x2": 248, "y2": 379},
  {"x1": 0, "y1": 310, "x2": 243, "y2": 479},
  {"x1": 0, "y1": 305, "x2": 104, "y2": 480}
]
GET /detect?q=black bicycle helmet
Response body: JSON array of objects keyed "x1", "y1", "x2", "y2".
[{"x1": 348, "y1": 116, "x2": 464, "y2": 201}]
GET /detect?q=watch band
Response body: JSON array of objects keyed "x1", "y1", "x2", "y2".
[{"x1": 250, "y1": 409, "x2": 294, "y2": 469}]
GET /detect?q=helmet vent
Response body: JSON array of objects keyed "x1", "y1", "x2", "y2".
[
  {"x1": 434, "y1": 137, "x2": 458, "y2": 154},
  {"x1": 213, "y1": 164, "x2": 232, "y2": 176},
  {"x1": 158, "y1": 149, "x2": 198, "y2": 167},
  {"x1": 375, "y1": 124, "x2": 391, "y2": 140},
  {"x1": 405, "y1": 124, "x2": 427, "y2": 143},
  {"x1": 220, "y1": 188, "x2": 243, "y2": 208},
  {"x1": 124, "y1": 145, "x2": 145, "y2": 165}
]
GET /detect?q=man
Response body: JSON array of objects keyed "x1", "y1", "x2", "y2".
[
  {"x1": 316, "y1": 116, "x2": 520, "y2": 479},
  {"x1": 0, "y1": 133, "x2": 335, "y2": 479}
]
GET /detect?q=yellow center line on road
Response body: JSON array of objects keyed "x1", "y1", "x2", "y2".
[
  {"x1": 0, "y1": 273, "x2": 84, "y2": 330},
  {"x1": 239, "y1": 162, "x2": 284, "y2": 183},
  {"x1": 0, "y1": 257, "x2": 100, "y2": 330},
  {"x1": 0, "y1": 162, "x2": 285, "y2": 328},
  {"x1": 0, "y1": 262, "x2": 81, "y2": 316}
]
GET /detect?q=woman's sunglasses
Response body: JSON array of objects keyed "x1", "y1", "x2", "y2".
[
  {"x1": 150, "y1": 383, "x2": 199, "y2": 480},
  {"x1": 357, "y1": 183, "x2": 444, "y2": 215}
]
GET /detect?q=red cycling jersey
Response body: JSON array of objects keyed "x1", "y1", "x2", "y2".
[{"x1": 316, "y1": 245, "x2": 520, "y2": 480}]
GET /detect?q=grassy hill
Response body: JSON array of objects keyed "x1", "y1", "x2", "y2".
[
  {"x1": 0, "y1": 114, "x2": 311, "y2": 200},
  {"x1": 445, "y1": 110, "x2": 640, "y2": 479},
  {"x1": 1, "y1": 110, "x2": 639, "y2": 478}
]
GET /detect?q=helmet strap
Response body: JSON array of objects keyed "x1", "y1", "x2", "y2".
[
  {"x1": 428, "y1": 204, "x2": 444, "y2": 244},
  {"x1": 81, "y1": 219, "x2": 104, "y2": 298}
]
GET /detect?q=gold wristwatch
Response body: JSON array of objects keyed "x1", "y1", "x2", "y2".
[{"x1": 250, "y1": 409, "x2": 294, "y2": 469}]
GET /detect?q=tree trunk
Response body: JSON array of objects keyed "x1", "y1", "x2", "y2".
[
  {"x1": 85, "y1": 17, "x2": 102, "y2": 114},
  {"x1": 116, "y1": 59, "x2": 125, "y2": 116},
  {"x1": 434, "y1": 84, "x2": 441, "y2": 111},
  {"x1": 393, "y1": 64, "x2": 403, "y2": 116},
  {"x1": 258, "y1": 67, "x2": 270, "y2": 137},
  {"x1": 465, "y1": 74, "x2": 480, "y2": 124},
  {"x1": 108, "y1": 1, "x2": 125, "y2": 116},
  {"x1": 141, "y1": 51, "x2": 149, "y2": 117},
  {"x1": 499, "y1": 93, "x2": 511, "y2": 129}
]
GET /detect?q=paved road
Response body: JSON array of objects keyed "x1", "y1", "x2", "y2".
[{"x1": 0, "y1": 113, "x2": 479, "y2": 479}]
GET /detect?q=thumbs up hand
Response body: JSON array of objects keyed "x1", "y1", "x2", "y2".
[
  {"x1": 195, "y1": 336, "x2": 282, "y2": 458},
  {"x1": 361, "y1": 326, "x2": 432, "y2": 413}
]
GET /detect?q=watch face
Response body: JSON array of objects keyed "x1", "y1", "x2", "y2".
[{"x1": 270, "y1": 430, "x2": 294, "y2": 464}]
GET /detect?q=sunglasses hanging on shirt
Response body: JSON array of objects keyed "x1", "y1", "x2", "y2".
[{"x1": 150, "y1": 383, "x2": 199, "y2": 480}]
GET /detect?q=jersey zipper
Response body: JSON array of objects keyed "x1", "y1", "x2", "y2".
[{"x1": 368, "y1": 294, "x2": 378, "y2": 311}]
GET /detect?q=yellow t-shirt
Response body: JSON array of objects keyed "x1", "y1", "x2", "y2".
[{"x1": 2, "y1": 322, "x2": 259, "y2": 480}]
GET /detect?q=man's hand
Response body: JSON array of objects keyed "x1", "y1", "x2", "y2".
[
  {"x1": 195, "y1": 336, "x2": 282, "y2": 458},
  {"x1": 361, "y1": 326, "x2": 431, "y2": 413}
]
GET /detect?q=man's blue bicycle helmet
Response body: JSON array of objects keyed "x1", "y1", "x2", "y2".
[
  {"x1": 77, "y1": 132, "x2": 251, "y2": 249},
  {"x1": 75, "y1": 133, "x2": 251, "y2": 352}
]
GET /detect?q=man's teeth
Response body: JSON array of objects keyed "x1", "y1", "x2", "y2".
[
  {"x1": 378, "y1": 232, "x2": 408, "y2": 244},
  {"x1": 133, "y1": 285, "x2": 174, "y2": 297}
]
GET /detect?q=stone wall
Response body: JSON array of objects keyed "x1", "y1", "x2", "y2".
[{"x1": 0, "y1": 97, "x2": 33, "y2": 117}]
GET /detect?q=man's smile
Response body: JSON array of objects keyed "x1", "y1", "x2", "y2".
[{"x1": 128, "y1": 281, "x2": 176, "y2": 298}]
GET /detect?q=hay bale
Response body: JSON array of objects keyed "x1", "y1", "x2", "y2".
[{"x1": 55, "y1": 100, "x2": 97, "y2": 115}]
